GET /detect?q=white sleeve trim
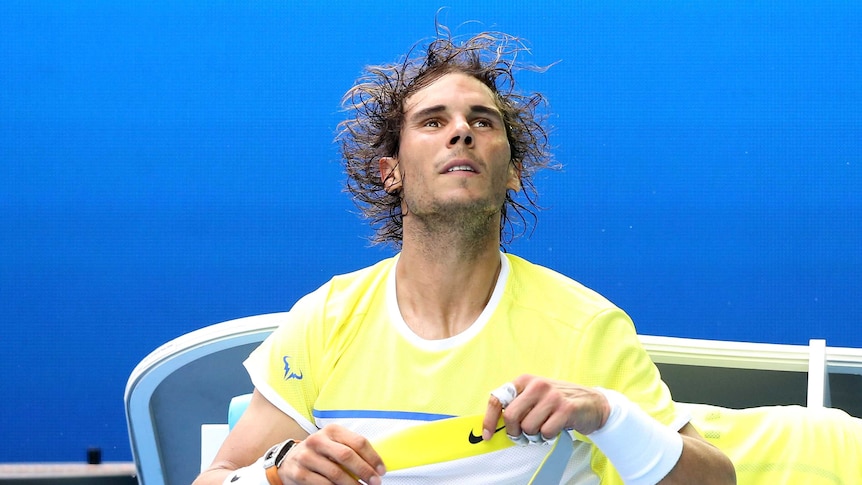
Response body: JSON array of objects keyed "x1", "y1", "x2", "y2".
[{"x1": 243, "y1": 354, "x2": 319, "y2": 435}]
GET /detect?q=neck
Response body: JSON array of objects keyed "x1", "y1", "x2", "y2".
[{"x1": 394, "y1": 225, "x2": 503, "y2": 340}]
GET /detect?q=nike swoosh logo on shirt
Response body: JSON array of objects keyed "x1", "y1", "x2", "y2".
[{"x1": 468, "y1": 425, "x2": 506, "y2": 444}]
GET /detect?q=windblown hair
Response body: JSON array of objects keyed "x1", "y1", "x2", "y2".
[{"x1": 337, "y1": 26, "x2": 555, "y2": 248}]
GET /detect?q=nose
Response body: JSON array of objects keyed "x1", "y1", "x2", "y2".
[
  {"x1": 448, "y1": 121, "x2": 474, "y2": 147},
  {"x1": 449, "y1": 134, "x2": 473, "y2": 146}
]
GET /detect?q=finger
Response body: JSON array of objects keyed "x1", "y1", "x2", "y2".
[
  {"x1": 482, "y1": 397, "x2": 504, "y2": 441},
  {"x1": 340, "y1": 430, "x2": 387, "y2": 482},
  {"x1": 518, "y1": 391, "x2": 556, "y2": 437},
  {"x1": 523, "y1": 405, "x2": 562, "y2": 444},
  {"x1": 297, "y1": 428, "x2": 384, "y2": 485},
  {"x1": 490, "y1": 382, "x2": 518, "y2": 407},
  {"x1": 539, "y1": 407, "x2": 572, "y2": 441},
  {"x1": 280, "y1": 443, "x2": 349, "y2": 485},
  {"x1": 504, "y1": 375, "x2": 562, "y2": 438},
  {"x1": 501, "y1": 377, "x2": 535, "y2": 437},
  {"x1": 482, "y1": 382, "x2": 518, "y2": 440},
  {"x1": 326, "y1": 428, "x2": 386, "y2": 485},
  {"x1": 484, "y1": 382, "x2": 517, "y2": 440}
]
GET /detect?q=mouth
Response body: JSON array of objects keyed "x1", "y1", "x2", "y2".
[{"x1": 440, "y1": 160, "x2": 480, "y2": 174}]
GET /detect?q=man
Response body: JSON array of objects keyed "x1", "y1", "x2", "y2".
[{"x1": 195, "y1": 28, "x2": 736, "y2": 485}]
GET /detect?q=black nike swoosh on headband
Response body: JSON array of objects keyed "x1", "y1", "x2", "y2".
[{"x1": 468, "y1": 425, "x2": 506, "y2": 444}]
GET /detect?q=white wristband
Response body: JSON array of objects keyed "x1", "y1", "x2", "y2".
[
  {"x1": 587, "y1": 388, "x2": 683, "y2": 485},
  {"x1": 222, "y1": 456, "x2": 268, "y2": 485}
]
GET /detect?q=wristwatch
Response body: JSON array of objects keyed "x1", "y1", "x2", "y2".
[{"x1": 262, "y1": 439, "x2": 300, "y2": 485}]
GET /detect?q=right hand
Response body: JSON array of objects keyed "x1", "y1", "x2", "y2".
[{"x1": 276, "y1": 424, "x2": 386, "y2": 485}]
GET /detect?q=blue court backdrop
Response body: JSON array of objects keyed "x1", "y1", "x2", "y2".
[{"x1": 1, "y1": 1, "x2": 859, "y2": 463}]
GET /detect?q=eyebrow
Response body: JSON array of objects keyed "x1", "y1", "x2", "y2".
[{"x1": 408, "y1": 104, "x2": 504, "y2": 123}]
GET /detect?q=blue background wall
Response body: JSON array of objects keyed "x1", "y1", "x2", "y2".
[{"x1": 1, "y1": 1, "x2": 859, "y2": 463}]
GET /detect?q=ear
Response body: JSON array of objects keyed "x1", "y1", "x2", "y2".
[
  {"x1": 379, "y1": 156, "x2": 403, "y2": 194},
  {"x1": 506, "y1": 161, "x2": 522, "y2": 192}
]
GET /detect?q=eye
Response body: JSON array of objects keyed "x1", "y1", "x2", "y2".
[
  {"x1": 473, "y1": 119, "x2": 493, "y2": 128},
  {"x1": 423, "y1": 119, "x2": 441, "y2": 128}
]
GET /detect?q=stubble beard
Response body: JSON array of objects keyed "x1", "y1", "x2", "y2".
[{"x1": 404, "y1": 192, "x2": 504, "y2": 255}]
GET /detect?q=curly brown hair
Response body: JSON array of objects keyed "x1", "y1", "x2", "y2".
[{"x1": 337, "y1": 26, "x2": 555, "y2": 248}]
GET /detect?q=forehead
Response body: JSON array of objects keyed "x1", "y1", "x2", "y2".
[{"x1": 404, "y1": 72, "x2": 499, "y2": 114}]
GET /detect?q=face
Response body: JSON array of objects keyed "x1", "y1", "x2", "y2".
[{"x1": 379, "y1": 73, "x2": 521, "y2": 222}]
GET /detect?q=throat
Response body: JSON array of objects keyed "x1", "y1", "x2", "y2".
[
  {"x1": 394, "y1": 254, "x2": 502, "y2": 341},
  {"x1": 400, "y1": 299, "x2": 490, "y2": 340}
]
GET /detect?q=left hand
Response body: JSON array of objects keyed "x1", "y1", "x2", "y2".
[{"x1": 482, "y1": 374, "x2": 610, "y2": 442}]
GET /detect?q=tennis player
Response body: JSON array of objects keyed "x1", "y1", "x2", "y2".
[{"x1": 194, "y1": 25, "x2": 736, "y2": 485}]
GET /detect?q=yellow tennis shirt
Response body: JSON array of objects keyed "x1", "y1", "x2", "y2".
[{"x1": 245, "y1": 253, "x2": 687, "y2": 484}]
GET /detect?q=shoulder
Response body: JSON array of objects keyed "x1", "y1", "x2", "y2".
[
  {"x1": 294, "y1": 257, "x2": 396, "y2": 311},
  {"x1": 503, "y1": 253, "x2": 620, "y2": 317},
  {"x1": 265, "y1": 256, "x2": 396, "y2": 344}
]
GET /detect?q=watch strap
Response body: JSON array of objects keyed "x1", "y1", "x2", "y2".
[
  {"x1": 264, "y1": 464, "x2": 281, "y2": 485},
  {"x1": 262, "y1": 439, "x2": 299, "y2": 485}
]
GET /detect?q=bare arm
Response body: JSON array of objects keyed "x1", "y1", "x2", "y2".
[
  {"x1": 193, "y1": 389, "x2": 309, "y2": 485},
  {"x1": 659, "y1": 424, "x2": 736, "y2": 485},
  {"x1": 193, "y1": 389, "x2": 385, "y2": 485}
]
